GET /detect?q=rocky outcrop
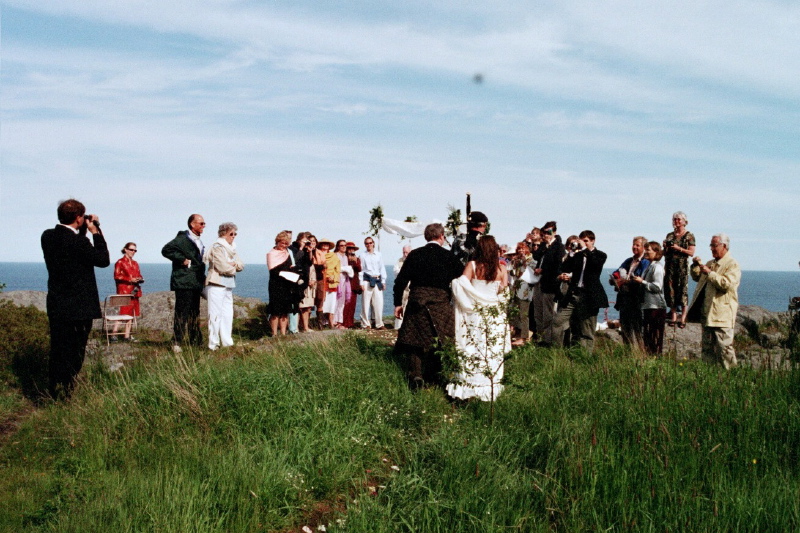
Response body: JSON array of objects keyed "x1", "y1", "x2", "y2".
[
  {"x1": 0, "y1": 291, "x2": 47, "y2": 311},
  {"x1": 3, "y1": 291, "x2": 794, "y2": 368},
  {"x1": 0, "y1": 291, "x2": 264, "y2": 332},
  {"x1": 600, "y1": 305, "x2": 794, "y2": 368}
]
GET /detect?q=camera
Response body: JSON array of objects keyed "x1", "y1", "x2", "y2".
[
  {"x1": 569, "y1": 241, "x2": 580, "y2": 251},
  {"x1": 664, "y1": 238, "x2": 675, "y2": 249},
  {"x1": 84, "y1": 215, "x2": 100, "y2": 228}
]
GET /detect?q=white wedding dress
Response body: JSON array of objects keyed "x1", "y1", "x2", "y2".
[{"x1": 446, "y1": 273, "x2": 511, "y2": 401}]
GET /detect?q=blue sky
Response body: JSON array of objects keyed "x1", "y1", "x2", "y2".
[{"x1": 1, "y1": 0, "x2": 799, "y2": 271}]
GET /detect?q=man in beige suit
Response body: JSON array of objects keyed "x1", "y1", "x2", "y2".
[{"x1": 687, "y1": 233, "x2": 741, "y2": 369}]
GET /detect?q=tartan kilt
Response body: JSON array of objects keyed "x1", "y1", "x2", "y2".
[{"x1": 397, "y1": 287, "x2": 454, "y2": 349}]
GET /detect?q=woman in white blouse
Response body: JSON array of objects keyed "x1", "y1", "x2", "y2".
[{"x1": 632, "y1": 241, "x2": 666, "y2": 355}]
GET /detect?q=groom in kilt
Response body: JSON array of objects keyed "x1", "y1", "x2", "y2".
[{"x1": 394, "y1": 223, "x2": 465, "y2": 389}]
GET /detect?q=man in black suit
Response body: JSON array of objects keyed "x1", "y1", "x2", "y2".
[
  {"x1": 553, "y1": 230, "x2": 609, "y2": 352},
  {"x1": 41, "y1": 199, "x2": 110, "y2": 399},
  {"x1": 394, "y1": 223, "x2": 465, "y2": 388},
  {"x1": 162, "y1": 214, "x2": 206, "y2": 353}
]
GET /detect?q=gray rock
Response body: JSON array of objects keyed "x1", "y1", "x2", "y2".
[
  {"x1": 0, "y1": 291, "x2": 47, "y2": 311},
  {"x1": 0, "y1": 290, "x2": 264, "y2": 332},
  {"x1": 600, "y1": 305, "x2": 794, "y2": 365}
]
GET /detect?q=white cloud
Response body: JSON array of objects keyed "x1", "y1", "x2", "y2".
[{"x1": 2, "y1": 1, "x2": 799, "y2": 269}]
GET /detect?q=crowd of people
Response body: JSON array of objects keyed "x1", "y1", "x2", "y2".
[
  {"x1": 41, "y1": 199, "x2": 741, "y2": 402},
  {"x1": 503, "y1": 211, "x2": 740, "y2": 367}
]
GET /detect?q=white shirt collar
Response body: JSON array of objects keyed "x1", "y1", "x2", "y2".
[{"x1": 59, "y1": 223, "x2": 79, "y2": 234}]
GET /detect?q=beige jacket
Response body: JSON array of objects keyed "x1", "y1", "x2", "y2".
[
  {"x1": 688, "y1": 252, "x2": 740, "y2": 328},
  {"x1": 205, "y1": 242, "x2": 244, "y2": 286}
]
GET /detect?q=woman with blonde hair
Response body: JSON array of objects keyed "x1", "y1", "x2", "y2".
[
  {"x1": 334, "y1": 239, "x2": 355, "y2": 329},
  {"x1": 205, "y1": 223, "x2": 244, "y2": 350},
  {"x1": 267, "y1": 230, "x2": 302, "y2": 336}
]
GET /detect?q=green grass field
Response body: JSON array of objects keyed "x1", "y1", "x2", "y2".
[{"x1": 2, "y1": 331, "x2": 800, "y2": 532}]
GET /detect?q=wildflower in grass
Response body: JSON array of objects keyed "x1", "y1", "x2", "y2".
[
  {"x1": 302, "y1": 527, "x2": 313, "y2": 533},
  {"x1": 752, "y1": 459, "x2": 758, "y2": 464},
  {"x1": 391, "y1": 465, "x2": 400, "y2": 471}
]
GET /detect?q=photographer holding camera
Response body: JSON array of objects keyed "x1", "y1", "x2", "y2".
[
  {"x1": 553, "y1": 230, "x2": 609, "y2": 352},
  {"x1": 287, "y1": 232, "x2": 313, "y2": 334},
  {"x1": 686, "y1": 234, "x2": 740, "y2": 369},
  {"x1": 41, "y1": 199, "x2": 110, "y2": 399},
  {"x1": 532, "y1": 221, "x2": 565, "y2": 345}
]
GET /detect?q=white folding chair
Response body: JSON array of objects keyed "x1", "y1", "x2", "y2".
[{"x1": 103, "y1": 294, "x2": 134, "y2": 346}]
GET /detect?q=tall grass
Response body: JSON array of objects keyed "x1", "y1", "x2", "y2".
[{"x1": 2, "y1": 334, "x2": 800, "y2": 531}]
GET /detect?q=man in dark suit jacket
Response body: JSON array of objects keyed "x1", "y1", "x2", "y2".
[
  {"x1": 553, "y1": 230, "x2": 609, "y2": 352},
  {"x1": 394, "y1": 223, "x2": 465, "y2": 388},
  {"x1": 41, "y1": 199, "x2": 110, "y2": 399},
  {"x1": 161, "y1": 214, "x2": 206, "y2": 352},
  {"x1": 534, "y1": 222, "x2": 565, "y2": 345}
]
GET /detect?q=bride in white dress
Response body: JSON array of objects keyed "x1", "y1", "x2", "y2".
[{"x1": 447, "y1": 236, "x2": 511, "y2": 402}]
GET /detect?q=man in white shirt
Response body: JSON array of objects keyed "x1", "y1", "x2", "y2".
[{"x1": 359, "y1": 237, "x2": 388, "y2": 329}]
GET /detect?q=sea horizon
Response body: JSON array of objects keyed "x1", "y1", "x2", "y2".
[{"x1": 2, "y1": 261, "x2": 799, "y2": 317}]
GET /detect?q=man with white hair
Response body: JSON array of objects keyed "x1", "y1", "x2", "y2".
[{"x1": 687, "y1": 233, "x2": 741, "y2": 369}]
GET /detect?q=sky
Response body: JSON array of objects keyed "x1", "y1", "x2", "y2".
[{"x1": 1, "y1": 0, "x2": 799, "y2": 271}]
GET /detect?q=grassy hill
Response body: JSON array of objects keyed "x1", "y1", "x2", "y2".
[{"x1": 2, "y1": 308, "x2": 800, "y2": 531}]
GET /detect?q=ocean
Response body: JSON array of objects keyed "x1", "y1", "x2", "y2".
[{"x1": 2, "y1": 262, "x2": 799, "y2": 319}]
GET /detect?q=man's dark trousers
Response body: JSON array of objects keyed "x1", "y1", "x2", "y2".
[{"x1": 174, "y1": 288, "x2": 203, "y2": 346}]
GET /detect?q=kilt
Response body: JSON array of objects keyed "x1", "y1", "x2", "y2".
[{"x1": 396, "y1": 286, "x2": 454, "y2": 349}]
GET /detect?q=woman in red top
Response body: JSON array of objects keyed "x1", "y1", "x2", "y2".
[{"x1": 114, "y1": 242, "x2": 144, "y2": 317}]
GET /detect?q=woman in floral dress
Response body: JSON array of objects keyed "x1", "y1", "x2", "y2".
[{"x1": 663, "y1": 211, "x2": 696, "y2": 328}]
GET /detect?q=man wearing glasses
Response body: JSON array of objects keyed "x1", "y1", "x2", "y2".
[
  {"x1": 162, "y1": 214, "x2": 206, "y2": 353},
  {"x1": 359, "y1": 238, "x2": 388, "y2": 329},
  {"x1": 687, "y1": 233, "x2": 741, "y2": 369}
]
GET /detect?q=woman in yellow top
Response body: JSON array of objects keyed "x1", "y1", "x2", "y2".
[{"x1": 318, "y1": 238, "x2": 340, "y2": 329}]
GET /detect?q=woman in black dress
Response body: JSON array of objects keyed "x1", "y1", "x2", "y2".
[{"x1": 266, "y1": 230, "x2": 303, "y2": 335}]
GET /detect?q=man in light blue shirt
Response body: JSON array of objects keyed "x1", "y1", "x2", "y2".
[{"x1": 359, "y1": 237, "x2": 388, "y2": 329}]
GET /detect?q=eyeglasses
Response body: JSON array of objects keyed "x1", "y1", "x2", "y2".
[
  {"x1": 365, "y1": 241, "x2": 374, "y2": 245},
  {"x1": 229, "y1": 232, "x2": 237, "y2": 236},
  {"x1": 127, "y1": 248, "x2": 137, "y2": 252}
]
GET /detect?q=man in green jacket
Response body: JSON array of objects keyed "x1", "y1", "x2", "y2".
[
  {"x1": 688, "y1": 233, "x2": 741, "y2": 369},
  {"x1": 162, "y1": 214, "x2": 206, "y2": 353}
]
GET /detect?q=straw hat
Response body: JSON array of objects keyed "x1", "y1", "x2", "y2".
[
  {"x1": 345, "y1": 241, "x2": 359, "y2": 250},
  {"x1": 318, "y1": 238, "x2": 335, "y2": 248}
]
